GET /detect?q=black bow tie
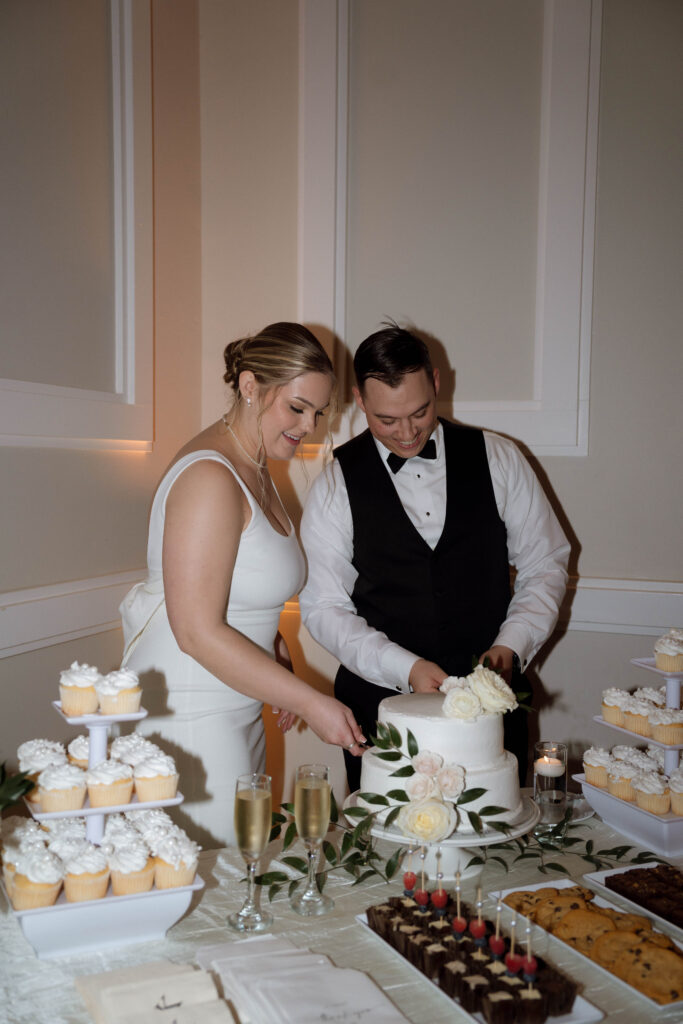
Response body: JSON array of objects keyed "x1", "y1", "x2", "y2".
[{"x1": 387, "y1": 438, "x2": 437, "y2": 474}]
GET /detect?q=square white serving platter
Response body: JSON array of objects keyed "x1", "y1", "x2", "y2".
[
  {"x1": 2, "y1": 876, "x2": 204, "y2": 959},
  {"x1": 494, "y1": 878, "x2": 683, "y2": 1012},
  {"x1": 582, "y1": 865, "x2": 683, "y2": 941},
  {"x1": 573, "y1": 774, "x2": 683, "y2": 857},
  {"x1": 357, "y1": 913, "x2": 604, "y2": 1024}
]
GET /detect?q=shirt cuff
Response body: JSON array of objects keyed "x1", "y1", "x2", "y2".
[{"x1": 380, "y1": 647, "x2": 418, "y2": 693}]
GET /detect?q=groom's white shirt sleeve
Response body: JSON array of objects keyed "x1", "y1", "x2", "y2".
[{"x1": 299, "y1": 431, "x2": 569, "y2": 692}]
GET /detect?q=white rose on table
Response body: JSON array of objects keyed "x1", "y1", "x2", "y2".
[
  {"x1": 405, "y1": 772, "x2": 438, "y2": 801},
  {"x1": 468, "y1": 664, "x2": 518, "y2": 713},
  {"x1": 436, "y1": 763, "x2": 466, "y2": 801},
  {"x1": 440, "y1": 675, "x2": 468, "y2": 694},
  {"x1": 397, "y1": 798, "x2": 458, "y2": 843},
  {"x1": 411, "y1": 751, "x2": 443, "y2": 776},
  {"x1": 443, "y1": 685, "x2": 482, "y2": 720}
]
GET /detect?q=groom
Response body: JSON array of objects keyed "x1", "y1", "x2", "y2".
[{"x1": 299, "y1": 325, "x2": 570, "y2": 791}]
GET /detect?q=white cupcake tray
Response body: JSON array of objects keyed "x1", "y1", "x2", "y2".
[
  {"x1": 591, "y1": 717, "x2": 683, "y2": 751},
  {"x1": 573, "y1": 774, "x2": 683, "y2": 857},
  {"x1": 52, "y1": 700, "x2": 148, "y2": 725},
  {"x1": 1, "y1": 875, "x2": 204, "y2": 959},
  {"x1": 25, "y1": 791, "x2": 184, "y2": 820}
]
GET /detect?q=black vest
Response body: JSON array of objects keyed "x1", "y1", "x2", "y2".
[{"x1": 335, "y1": 420, "x2": 511, "y2": 678}]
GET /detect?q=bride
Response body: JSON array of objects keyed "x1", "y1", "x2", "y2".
[{"x1": 119, "y1": 322, "x2": 364, "y2": 846}]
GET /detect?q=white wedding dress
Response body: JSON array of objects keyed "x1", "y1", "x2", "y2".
[{"x1": 119, "y1": 450, "x2": 305, "y2": 848}]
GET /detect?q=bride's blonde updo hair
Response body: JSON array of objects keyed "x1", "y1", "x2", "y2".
[{"x1": 223, "y1": 322, "x2": 334, "y2": 403}]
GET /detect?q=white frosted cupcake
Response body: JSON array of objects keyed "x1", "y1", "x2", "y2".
[
  {"x1": 85, "y1": 760, "x2": 134, "y2": 808},
  {"x1": 622, "y1": 697, "x2": 653, "y2": 737},
  {"x1": 17, "y1": 739, "x2": 67, "y2": 803},
  {"x1": 47, "y1": 834, "x2": 88, "y2": 864},
  {"x1": 610, "y1": 747, "x2": 656, "y2": 774},
  {"x1": 95, "y1": 668, "x2": 142, "y2": 715},
  {"x1": 110, "y1": 734, "x2": 162, "y2": 768},
  {"x1": 633, "y1": 686, "x2": 667, "y2": 706},
  {"x1": 134, "y1": 754, "x2": 179, "y2": 802},
  {"x1": 40, "y1": 817, "x2": 87, "y2": 841},
  {"x1": 108, "y1": 840, "x2": 154, "y2": 895},
  {"x1": 633, "y1": 771, "x2": 671, "y2": 815},
  {"x1": 1, "y1": 826, "x2": 47, "y2": 895},
  {"x1": 601, "y1": 688, "x2": 628, "y2": 726},
  {"x1": 103, "y1": 814, "x2": 140, "y2": 848},
  {"x1": 10, "y1": 848, "x2": 64, "y2": 910},
  {"x1": 607, "y1": 761, "x2": 640, "y2": 801},
  {"x1": 648, "y1": 708, "x2": 683, "y2": 745},
  {"x1": 63, "y1": 842, "x2": 110, "y2": 902},
  {"x1": 1, "y1": 815, "x2": 44, "y2": 850},
  {"x1": 654, "y1": 631, "x2": 683, "y2": 672},
  {"x1": 37, "y1": 763, "x2": 87, "y2": 812},
  {"x1": 59, "y1": 661, "x2": 102, "y2": 716},
  {"x1": 582, "y1": 747, "x2": 612, "y2": 788},
  {"x1": 132, "y1": 817, "x2": 180, "y2": 855},
  {"x1": 67, "y1": 734, "x2": 91, "y2": 770},
  {"x1": 154, "y1": 832, "x2": 200, "y2": 889},
  {"x1": 668, "y1": 769, "x2": 683, "y2": 816},
  {"x1": 646, "y1": 745, "x2": 666, "y2": 770}
]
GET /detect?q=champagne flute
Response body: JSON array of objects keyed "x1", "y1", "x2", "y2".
[
  {"x1": 228, "y1": 772, "x2": 273, "y2": 932},
  {"x1": 290, "y1": 763, "x2": 334, "y2": 916}
]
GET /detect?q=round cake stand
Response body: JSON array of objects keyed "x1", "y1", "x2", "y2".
[{"x1": 343, "y1": 793, "x2": 540, "y2": 883}]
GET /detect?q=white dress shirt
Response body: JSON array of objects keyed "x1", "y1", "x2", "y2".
[{"x1": 299, "y1": 423, "x2": 570, "y2": 693}]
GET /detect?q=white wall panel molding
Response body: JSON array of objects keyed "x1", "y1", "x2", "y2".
[
  {"x1": 0, "y1": 571, "x2": 140, "y2": 659},
  {"x1": 299, "y1": 0, "x2": 601, "y2": 455},
  {"x1": 0, "y1": 0, "x2": 153, "y2": 451},
  {"x1": 562, "y1": 577, "x2": 683, "y2": 636}
]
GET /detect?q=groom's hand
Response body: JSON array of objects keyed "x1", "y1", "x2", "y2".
[
  {"x1": 479, "y1": 645, "x2": 515, "y2": 684},
  {"x1": 409, "y1": 659, "x2": 447, "y2": 693}
]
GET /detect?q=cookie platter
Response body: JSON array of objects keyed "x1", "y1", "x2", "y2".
[
  {"x1": 8, "y1": 701, "x2": 199, "y2": 959},
  {"x1": 357, "y1": 912, "x2": 604, "y2": 1024},
  {"x1": 494, "y1": 878, "x2": 683, "y2": 1011}
]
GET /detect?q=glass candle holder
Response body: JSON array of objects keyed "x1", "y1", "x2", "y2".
[{"x1": 533, "y1": 741, "x2": 567, "y2": 826}]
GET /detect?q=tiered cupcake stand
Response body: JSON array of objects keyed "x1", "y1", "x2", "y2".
[
  {"x1": 2, "y1": 702, "x2": 203, "y2": 959},
  {"x1": 573, "y1": 658, "x2": 683, "y2": 856}
]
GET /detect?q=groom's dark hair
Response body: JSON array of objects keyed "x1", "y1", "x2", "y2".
[{"x1": 353, "y1": 321, "x2": 434, "y2": 392}]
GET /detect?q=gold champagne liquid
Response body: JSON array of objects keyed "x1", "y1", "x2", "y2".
[
  {"x1": 294, "y1": 778, "x2": 331, "y2": 842},
  {"x1": 234, "y1": 788, "x2": 271, "y2": 860}
]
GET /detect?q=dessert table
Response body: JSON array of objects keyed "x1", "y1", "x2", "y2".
[{"x1": 2, "y1": 816, "x2": 683, "y2": 1024}]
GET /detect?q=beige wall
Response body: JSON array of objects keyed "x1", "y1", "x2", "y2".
[
  {"x1": 1, "y1": 2, "x2": 202, "y2": 761},
  {"x1": 2, "y1": 1, "x2": 681, "y2": 805}
]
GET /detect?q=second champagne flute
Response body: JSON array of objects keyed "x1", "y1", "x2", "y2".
[
  {"x1": 290, "y1": 763, "x2": 334, "y2": 916},
  {"x1": 228, "y1": 772, "x2": 273, "y2": 932}
]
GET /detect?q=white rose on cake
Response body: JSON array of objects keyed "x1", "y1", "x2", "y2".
[
  {"x1": 436, "y1": 764, "x2": 466, "y2": 801},
  {"x1": 443, "y1": 685, "x2": 483, "y2": 720},
  {"x1": 411, "y1": 751, "x2": 443, "y2": 776},
  {"x1": 397, "y1": 798, "x2": 458, "y2": 843},
  {"x1": 468, "y1": 664, "x2": 518, "y2": 713},
  {"x1": 440, "y1": 675, "x2": 468, "y2": 694},
  {"x1": 405, "y1": 772, "x2": 438, "y2": 801}
]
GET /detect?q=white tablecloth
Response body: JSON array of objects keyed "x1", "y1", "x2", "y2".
[{"x1": 2, "y1": 816, "x2": 682, "y2": 1024}]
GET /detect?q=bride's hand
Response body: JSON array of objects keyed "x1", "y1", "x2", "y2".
[
  {"x1": 271, "y1": 706, "x2": 297, "y2": 733},
  {"x1": 305, "y1": 694, "x2": 366, "y2": 754}
]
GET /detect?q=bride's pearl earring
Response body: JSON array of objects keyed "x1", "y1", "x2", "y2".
[{"x1": 246, "y1": 397, "x2": 252, "y2": 407}]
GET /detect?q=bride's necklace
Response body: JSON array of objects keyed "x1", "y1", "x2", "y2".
[{"x1": 222, "y1": 415, "x2": 266, "y2": 468}]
